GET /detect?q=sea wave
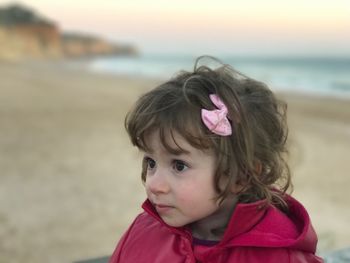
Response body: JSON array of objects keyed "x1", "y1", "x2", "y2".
[{"x1": 89, "y1": 54, "x2": 350, "y2": 99}]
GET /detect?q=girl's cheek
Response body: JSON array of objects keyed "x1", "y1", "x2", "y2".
[{"x1": 145, "y1": 187, "x2": 152, "y2": 197}]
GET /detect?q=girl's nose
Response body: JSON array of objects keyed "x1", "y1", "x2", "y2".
[{"x1": 145, "y1": 169, "x2": 170, "y2": 195}]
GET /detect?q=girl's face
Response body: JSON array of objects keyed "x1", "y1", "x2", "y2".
[{"x1": 143, "y1": 131, "x2": 236, "y2": 239}]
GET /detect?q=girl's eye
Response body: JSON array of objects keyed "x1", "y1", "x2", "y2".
[
  {"x1": 173, "y1": 160, "x2": 188, "y2": 172},
  {"x1": 145, "y1": 157, "x2": 156, "y2": 169}
]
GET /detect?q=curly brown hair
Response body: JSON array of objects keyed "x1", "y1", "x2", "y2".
[{"x1": 125, "y1": 56, "x2": 292, "y2": 211}]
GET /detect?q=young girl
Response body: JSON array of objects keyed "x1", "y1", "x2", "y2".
[{"x1": 109, "y1": 57, "x2": 323, "y2": 262}]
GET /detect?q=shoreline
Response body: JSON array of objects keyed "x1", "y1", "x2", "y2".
[
  {"x1": 3, "y1": 59, "x2": 350, "y2": 101},
  {"x1": 85, "y1": 55, "x2": 350, "y2": 100},
  {"x1": 0, "y1": 60, "x2": 349, "y2": 262}
]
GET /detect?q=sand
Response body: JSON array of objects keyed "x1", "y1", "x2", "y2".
[{"x1": 0, "y1": 61, "x2": 349, "y2": 263}]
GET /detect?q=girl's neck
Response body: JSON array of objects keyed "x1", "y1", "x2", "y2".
[{"x1": 190, "y1": 195, "x2": 238, "y2": 241}]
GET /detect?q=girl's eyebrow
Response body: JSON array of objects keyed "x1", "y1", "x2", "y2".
[
  {"x1": 142, "y1": 148, "x2": 191, "y2": 156},
  {"x1": 166, "y1": 148, "x2": 191, "y2": 156},
  {"x1": 170, "y1": 140, "x2": 191, "y2": 155}
]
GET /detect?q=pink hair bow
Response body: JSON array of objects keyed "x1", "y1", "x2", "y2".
[{"x1": 201, "y1": 94, "x2": 232, "y2": 136}]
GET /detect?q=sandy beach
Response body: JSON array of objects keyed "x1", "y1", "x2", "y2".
[{"x1": 0, "y1": 61, "x2": 349, "y2": 263}]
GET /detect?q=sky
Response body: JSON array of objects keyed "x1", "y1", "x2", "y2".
[{"x1": 1, "y1": 0, "x2": 350, "y2": 56}]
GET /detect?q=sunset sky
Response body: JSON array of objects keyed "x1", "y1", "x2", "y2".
[{"x1": 1, "y1": 0, "x2": 350, "y2": 56}]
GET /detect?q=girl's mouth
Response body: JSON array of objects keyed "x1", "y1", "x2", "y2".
[{"x1": 155, "y1": 204, "x2": 174, "y2": 214}]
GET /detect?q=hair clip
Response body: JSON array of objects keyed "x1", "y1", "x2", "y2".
[{"x1": 201, "y1": 94, "x2": 232, "y2": 136}]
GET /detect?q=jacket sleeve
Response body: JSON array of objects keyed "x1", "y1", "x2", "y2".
[{"x1": 108, "y1": 215, "x2": 141, "y2": 263}]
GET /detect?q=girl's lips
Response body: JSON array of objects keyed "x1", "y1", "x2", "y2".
[{"x1": 154, "y1": 204, "x2": 174, "y2": 214}]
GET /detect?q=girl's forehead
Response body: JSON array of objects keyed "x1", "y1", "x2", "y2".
[
  {"x1": 143, "y1": 129, "x2": 215, "y2": 158},
  {"x1": 145, "y1": 130, "x2": 191, "y2": 155}
]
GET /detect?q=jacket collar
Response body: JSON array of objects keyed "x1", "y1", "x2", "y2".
[
  {"x1": 142, "y1": 195, "x2": 317, "y2": 253},
  {"x1": 141, "y1": 198, "x2": 267, "y2": 245},
  {"x1": 220, "y1": 199, "x2": 267, "y2": 244}
]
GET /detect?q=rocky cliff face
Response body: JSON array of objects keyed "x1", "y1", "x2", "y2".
[
  {"x1": 0, "y1": 24, "x2": 62, "y2": 60},
  {"x1": 0, "y1": 4, "x2": 137, "y2": 61},
  {"x1": 61, "y1": 33, "x2": 138, "y2": 58}
]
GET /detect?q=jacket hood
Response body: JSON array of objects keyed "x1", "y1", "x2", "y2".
[{"x1": 142, "y1": 194, "x2": 318, "y2": 254}]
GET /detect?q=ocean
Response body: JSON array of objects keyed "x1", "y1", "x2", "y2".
[{"x1": 89, "y1": 54, "x2": 350, "y2": 98}]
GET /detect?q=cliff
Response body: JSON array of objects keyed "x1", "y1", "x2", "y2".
[
  {"x1": 61, "y1": 33, "x2": 138, "y2": 58},
  {"x1": 0, "y1": 4, "x2": 138, "y2": 61}
]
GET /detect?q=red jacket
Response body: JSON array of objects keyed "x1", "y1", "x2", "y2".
[{"x1": 110, "y1": 195, "x2": 323, "y2": 262}]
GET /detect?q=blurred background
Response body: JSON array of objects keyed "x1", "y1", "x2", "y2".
[{"x1": 0, "y1": 0, "x2": 349, "y2": 262}]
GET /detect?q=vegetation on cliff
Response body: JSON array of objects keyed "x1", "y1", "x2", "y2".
[
  {"x1": 0, "y1": 4, "x2": 55, "y2": 26},
  {"x1": 0, "y1": 3, "x2": 138, "y2": 61}
]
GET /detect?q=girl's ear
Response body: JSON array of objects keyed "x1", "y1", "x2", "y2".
[
  {"x1": 231, "y1": 161, "x2": 262, "y2": 194},
  {"x1": 255, "y1": 161, "x2": 263, "y2": 175},
  {"x1": 230, "y1": 182, "x2": 244, "y2": 194}
]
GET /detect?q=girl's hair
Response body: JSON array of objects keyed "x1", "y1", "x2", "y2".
[{"x1": 125, "y1": 56, "x2": 292, "y2": 211}]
